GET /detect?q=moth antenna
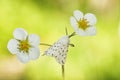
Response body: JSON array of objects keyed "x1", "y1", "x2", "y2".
[
  {"x1": 69, "y1": 32, "x2": 76, "y2": 38},
  {"x1": 65, "y1": 27, "x2": 68, "y2": 35}
]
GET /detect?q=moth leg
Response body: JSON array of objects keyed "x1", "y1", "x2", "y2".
[
  {"x1": 42, "y1": 53, "x2": 45, "y2": 56},
  {"x1": 69, "y1": 43, "x2": 75, "y2": 47},
  {"x1": 40, "y1": 43, "x2": 52, "y2": 46}
]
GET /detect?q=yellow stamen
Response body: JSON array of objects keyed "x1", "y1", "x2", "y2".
[
  {"x1": 78, "y1": 18, "x2": 89, "y2": 30},
  {"x1": 18, "y1": 40, "x2": 30, "y2": 53}
]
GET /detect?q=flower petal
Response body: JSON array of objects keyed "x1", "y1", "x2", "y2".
[
  {"x1": 28, "y1": 34, "x2": 40, "y2": 46},
  {"x1": 73, "y1": 10, "x2": 83, "y2": 21},
  {"x1": 70, "y1": 17, "x2": 88, "y2": 36},
  {"x1": 7, "y1": 39, "x2": 19, "y2": 54},
  {"x1": 13, "y1": 28, "x2": 28, "y2": 40},
  {"x1": 86, "y1": 26, "x2": 97, "y2": 36},
  {"x1": 29, "y1": 47, "x2": 40, "y2": 60},
  {"x1": 70, "y1": 16, "x2": 79, "y2": 30},
  {"x1": 84, "y1": 13, "x2": 97, "y2": 25},
  {"x1": 75, "y1": 28, "x2": 87, "y2": 36},
  {"x1": 16, "y1": 52, "x2": 30, "y2": 63}
]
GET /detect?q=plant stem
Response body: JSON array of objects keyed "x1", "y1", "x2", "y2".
[
  {"x1": 40, "y1": 43, "x2": 52, "y2": 46},
  {"x1": 62, "y1": 65, "x2": 65, "y2": 80}
]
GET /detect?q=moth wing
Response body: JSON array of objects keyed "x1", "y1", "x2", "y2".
[
  {"x1": 54, "y1": 43, "x2": 68, "y2": 65},
  {"x1": 44, "y1": 41, "x2": 61, "y2": 57},
  {"x1": 44, "y1": 36, "x2": 69, "y2": 65}
]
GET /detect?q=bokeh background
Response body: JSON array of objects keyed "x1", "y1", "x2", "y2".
[{"x1": 0, "y1": 0, "x2": 120, "y2": 80}]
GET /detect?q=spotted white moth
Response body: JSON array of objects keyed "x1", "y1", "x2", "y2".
[{"x1": 44, "y1": 35, "x2": 70, "y2": 65}]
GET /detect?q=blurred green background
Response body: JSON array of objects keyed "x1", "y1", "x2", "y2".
[{"x1": 0, "y1": 0, "x2": 120, "y2": 80}]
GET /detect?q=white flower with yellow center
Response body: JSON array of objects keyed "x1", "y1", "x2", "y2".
[
  {"x1": 70, "y1": 10, "x2": 97, "y2": 36},
  {"x1": 7, "y1": 28, "x2": 40, "y2": 63}
]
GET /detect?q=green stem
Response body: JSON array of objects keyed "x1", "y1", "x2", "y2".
[{"x1": 62, "y1": 65, "x2": 65, "y2": 80}]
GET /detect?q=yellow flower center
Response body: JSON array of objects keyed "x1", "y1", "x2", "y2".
[
  {"x1": 18, "y1": 40, "x2": 30, "y2": 53},
  {"x1": 78, "y1": 18, "x2": 89, "y2": 30}
]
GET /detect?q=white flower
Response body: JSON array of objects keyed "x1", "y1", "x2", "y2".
[
  {"x1": 70, "y1": 10, "x2": 97, "y2": 36},
  {"x1": 7, "y1": 28, "x2": 40, "y2": 63}
]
